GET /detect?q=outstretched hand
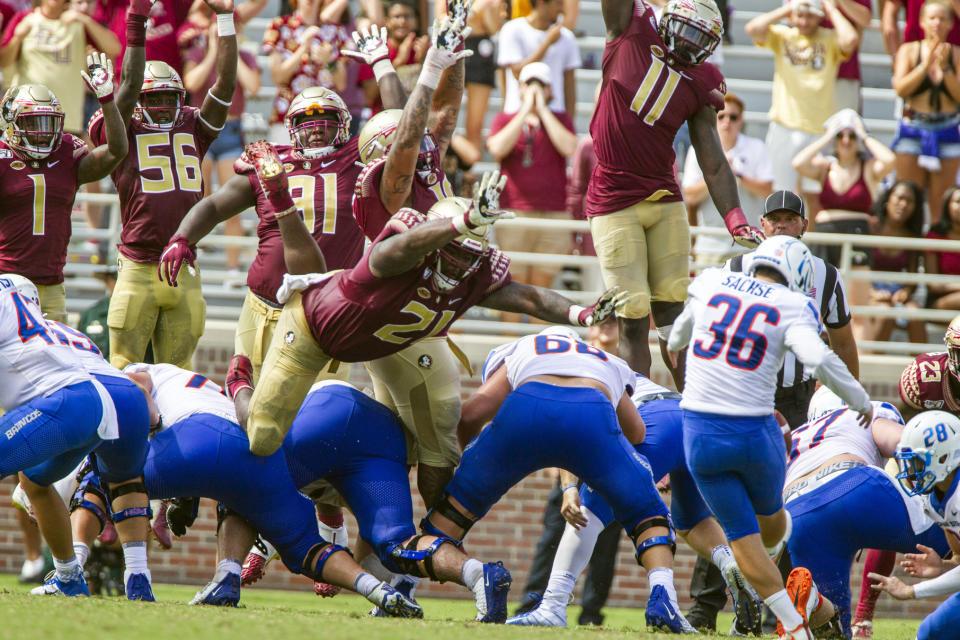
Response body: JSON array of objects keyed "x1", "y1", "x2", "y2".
[
  {"x1": 341, "y1": 24, "x2": 390, "y2": 66},
  {"x1": 577, "y1": 286, "x2": 633, "y2": 327},
  {"x1": 868, "y1": 572, "x2": 915, "y2": 600},
  {"x1": 80, "y1": 52, "x2": 115, "y2": 102}
]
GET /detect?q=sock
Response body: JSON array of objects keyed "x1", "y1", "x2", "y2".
[
  {"x1": 766, "y1": 589, "x2": 804, "y2": 631},
  {"x1": 855, "y1": 549, "x2": 896, "y2": 622},
  {"x1": 353, "y1": 572, "x2": 381, "y2": 597},
  {"x1": 53, "y1": 556, "x2": 81, "y2": 581},
  {"x1": 710, "y1": 544, "x2": 736, "y2": 575},
  {"x1": 542, "y1": 571, "x2": 575, "y2": 609},
  {"x1": 218, "y1": 558, "x2": 242, "y2": 576},
  {"x1": 122, "y1": 541, "x2": 148, "y2": 574},
  {"x1": 359, "y1": 554, "x2": 395, "y2": 582},
  {"x1": 552, "y1": 511, "x2": 603, "y2": 583},
  {"x1": 392, "y1": 573, "x2": 421, "y2": 598},
  {"x1": 73, "y1": 543, "x2": 90, "y2": 569},
  {"x1": 317, "y1": 517, "x2": 348, "y2": 548},
  {"x1": 461, "y1": 558, "x2": 483, "y2": 588},
  {"x1": 648, "y1": 567, "x2": 679, "y2": 608}
]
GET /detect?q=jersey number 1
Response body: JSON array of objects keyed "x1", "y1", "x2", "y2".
[{"x1": 630, "y1": 53, "x2": 681, "y2": 126}]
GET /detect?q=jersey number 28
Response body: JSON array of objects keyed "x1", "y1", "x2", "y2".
[{"x1": 692, "y1": 294, "x2": 780, "y2": 370}]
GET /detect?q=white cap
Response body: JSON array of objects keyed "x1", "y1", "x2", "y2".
[
  {"x1": 518, "y1": 61, "x2": 551, "y2": 88},
  {"x1": 792, "y1": 0, "x2": 824, "y2": 15},
  {"x1": 825, "y1": 107, "x2": 865, "y2": 134}
]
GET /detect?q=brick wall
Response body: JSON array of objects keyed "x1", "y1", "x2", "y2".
[{"x1": 0, "y1": 347, "x2": 940, "y2": 620}]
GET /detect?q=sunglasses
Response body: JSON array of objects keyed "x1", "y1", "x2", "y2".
[
  {"x1": 718, "y1": 112, "x2": 740, "y2": 122},
  {"x1": 835, "y1": 131, "x2": 856, "y2": 141}
]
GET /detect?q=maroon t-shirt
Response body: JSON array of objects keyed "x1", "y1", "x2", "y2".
[
  {"x1": 586, "y1": 0, "x2": 725, "y2": 216},
  {"x1": 91, "y1": 107, "x2": 217, "y2": 262},
  {"x1": 352, "y1": 156, "x2": 455, "y2": 240},
  {"x1": 0, "y1": 135, "x2": 89, "y2": 284},
  {"x1": 899, "y1": 351, "x2": 960, "y2": 412},
  {"x1": 821, "y1": 0, "x2": 871, "y2": 80},
  {"x1": 93, "y1": 0, "x2": 191, "y2": 70},
  {"x1": 489, "y1": 110, "x2": 575, "y2": 212},
  {"x1": 235, "y1": 139, "x2": 365, "y2": 303},
  {"x1": 181, "y1": 25, "x2": 259, "y2": 119},
  {"x1": 302, "y1": 211, "x2": 512, "y2": 361}
]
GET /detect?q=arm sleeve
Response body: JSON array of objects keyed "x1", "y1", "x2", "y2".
[
  {"x1": 786, "y1": 318, "x2": 870, "y2": 413},
  {"x1": 913, "y1": 562, "x2": 960, "y2": 599},
  {"x1": 898, "y1": 359, "x2": 925, "y2": 410},
  {"x1": 667, "y1": 298, "x2": 698, "y2": 352}
]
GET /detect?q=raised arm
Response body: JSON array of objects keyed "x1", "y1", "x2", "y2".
[
  {"x1": 823, "y1": 0, "x2": 860, "y2": 56},
  {"x1": 791, "y1": 131, "x2": 835, "y2": 181},
  {"x1": 427, "y1": 0, "x2": 472, "y2": 159},
  {"x1": 340, "y1": 25, "x2": 408, "y2": 109},
  {"x1": 197, "y1": 0, "x2": 238, "y2": 135},
  {"x1": 745, "y1": 4, "x2": 790, "y2": 46},
  {"x1": 602, "y1": 0, "x2": 635, "y2": 41},
  {"x1": 77, "y1": 53, "x2": 129, "y2": 184},
  {"x1": 0, "y1": 12, "x2": 34, "y2": 68},
  {"x1": 116, "y1": 0, "x2": 153, "y2": 125}
]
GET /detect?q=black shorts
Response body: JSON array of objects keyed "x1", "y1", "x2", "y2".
[{"x1": 464, "y1": 35, "x2": 496, "y2": 87}]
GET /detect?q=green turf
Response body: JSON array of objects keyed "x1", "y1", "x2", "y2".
[{"x1": 0, "y1": 573, "x2": 923, "y2": 639}]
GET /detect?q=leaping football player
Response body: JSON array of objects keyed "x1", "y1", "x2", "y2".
[
  {"x1": 589, "y1": 0, "x2": 764, "y2": 386},
  {"x1": 90, "y1": 0, "x2": 237, "y2": 370}
]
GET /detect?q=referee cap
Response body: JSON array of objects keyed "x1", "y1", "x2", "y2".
[{"x1": 762, "y1": 190, "x2": 805, "y2": 219}]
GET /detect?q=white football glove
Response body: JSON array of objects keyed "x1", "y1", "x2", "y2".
[
  {"x1": 419, "y1": 15, "x2": 472, "y2": 87},
  {"x1": 341, "y1": 24, "x2": 390, "y2": 66},
  {"x1": 80, "y1": 52, "x2": 115, "y2": 101}
]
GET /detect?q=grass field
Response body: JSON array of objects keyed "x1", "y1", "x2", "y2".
[{"x1": 0, "y1": 573, "x2": 924, "y2": 640}]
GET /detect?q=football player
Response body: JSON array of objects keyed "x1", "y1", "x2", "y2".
[
  {"x1": 899, "y1": 315, "x2": 960, "y2": 417},
  {"x1": 93, "y1": 0, "x2": 237, "y2": 370},
  {"x1": 239, "y1": 142, "x2": 627, "y2": 458},
  {"x1": 588, "y1": 0, "x2": 764, "y2": 386},
  {"x1": 666, "y1": 236, "x2": 870, "y2": 640},
  {"x1": 870, "y1": 411, "x2": 960, "y2": 640},
  {"x1": 779, "y1": 387, "x2": 950, "y2": 638},
  {"x1": 0, "y1": 54, "x2": 127, "y2": 323},
  {"x1": 507, "y1": 372, "x2": 763, "y2": 635}
]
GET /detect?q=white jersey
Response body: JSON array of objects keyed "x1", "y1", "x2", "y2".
[
  {"x1": 47, "y1": 321, "x2": 125, "y2": 379},
  {"x1": 0, "y1": 277, "x2": 90, "y2": 410},
  {"x1": 668, "y1": 268, "x2": 870, "y2": 416},
  {"x1": 631, "y1": 374, "x2": 673, "y2": 405},
  {"x1": 482, "y1": 329, "x2": 635, "y2": 406},
  {"x1": 921, "y1": 480, "x2": 960, "y2": 538},
  {"x1": 124, "y1": 363, "x2": 238, "y2": 427},
  {"x1": 785, "y1": 401, "x2": 903, "y2": 486}
]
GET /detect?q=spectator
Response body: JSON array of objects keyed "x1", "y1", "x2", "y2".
[
  {"x1": 864, "y1": 179, "x2": 927, "y2": 344},
  {"x1": 0, "y1": 0, "x2": 119, "y2": 134},
  {"x1": 498, "y1": 0, "x2": 580, "y2": 117},
  {"x1": 263, "y1": 0, "x2": 351, "y2": 143},
  {"x1": 882, "y1": 0, "x2": 960, "y2": 57},
  {"x1": 487, "y1": 61, "x2": 577, "y2": 300},
  {"x1": 566, "y1": 85, "x2": 600, "y2": 258},
  {"x1": 510, "y1": 0, "x2": 580, "y2": 32},
  {"x1": 924, "y1": 187, "x2": 960, "y2": 311},
  {"x1": 90, "y1": 0, "x2": 192, "y2": 74},
  {"x1": 745, "y1": 0, "x2": 859, "y2": 206},
  {"x1": 683, "y1": 92, "x2": 773, "y2": 267},
  {"x1": 891, "y1": 0, "x2": 960, "y2": 226},
  {"x1": 356, "y1": 0, "x2": 429, "y2": 113},
  {"x1": 826, "y1": 0, "x2": 872, "y2": 111}
]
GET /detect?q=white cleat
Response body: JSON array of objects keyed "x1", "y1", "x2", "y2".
[{"x1": 505, "y1": 602, "x2": 567, "y2": 627}]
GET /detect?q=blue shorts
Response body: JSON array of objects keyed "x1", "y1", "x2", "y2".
[
  {"x1": 581, "y1": 398, "x2": 711, "y2": 531},
  {"x1": 891, "y1": 115, "x2": 960, "y2": 159},
  {"x1": 91, "y1": 374, "x2": 149, "y2": 483},
  {"x1": 787, "y1": 466, "x2": 949, "y2": 637},
  {"x1": 206, "y1": 119, "x2": 244, "y2": 161},
  {"x1": 144, "y1": 413, "x2": 323, "y2": 575},
  {"x1": 918, "y1": 592, "x2": 960, "y2": 640},
  {"x1": 2, "y1": 381, "x2": 104, "y2": 486},
  {"x1": 683, "y1": 410, "x2": 785, "y2": 541},
  {"x1": 283, "y1": 385, "x2": 416, "y2": 565},
  {"x1": 446, "y1": 382, "x2": 668, "y2": 535}
]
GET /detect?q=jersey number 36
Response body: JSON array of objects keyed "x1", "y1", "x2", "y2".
[{"x1": 693, "y1": 294, "x2": 780, "y2": 370}]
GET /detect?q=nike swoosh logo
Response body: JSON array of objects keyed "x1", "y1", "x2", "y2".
[
  {"x1": 666, "y1": 608, "x2": 677, "y2": 620},
  {"x1": 321, "y1": 160, "x2": 335, "y2": 168},
  {"x1": 449, "y1": 298, "x2": 461, "y2": 305},
  {"x1": 47, "y1": 160, "x2": 59, "y2": 167}
]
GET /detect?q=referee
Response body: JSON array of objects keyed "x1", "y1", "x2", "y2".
[{"x1": 685, "y1": 190, "x2": 861, "y2": 633}]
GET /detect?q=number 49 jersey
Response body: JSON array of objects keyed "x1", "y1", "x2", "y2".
[
  {"x1": 586, "y1": 0, "x2": 725, "y2": 217},
  {"x1": 123, "y1": 362, "x2": 237, "y2": 427}
]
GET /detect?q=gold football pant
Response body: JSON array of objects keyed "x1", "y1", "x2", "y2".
[
  {"x1": 108, "y1": 255, "x2": 205, "y2": 369},
  {"x1": 37, "y1": 283, "x2": 67, "y2": 324}
]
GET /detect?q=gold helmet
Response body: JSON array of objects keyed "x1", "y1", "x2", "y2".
[
  {"x1": 0, "y1": 84, "x2": 64, "y2": 160},
  {"x1": 284, "y1": 87, "x2": 352, "y2": 158},
  {"x1": 659, "y1": 0, "x2": 723, "y2": 66},
  {"x1": 945, "y1": 314, "x2": 960, "y2": 380},
  {"x1": 425, "y1": 197, "x2": 490, "y2": 292},
  {"x1": 138, "y1": 61, "x2": 186, "y2": 130},
  {"x1": 357, "y1": 109, "x2": 402, "y2": 164}
]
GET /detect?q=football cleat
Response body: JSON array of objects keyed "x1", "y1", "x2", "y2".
[
  {"x1": 30, "y1": 571, "x2": 90, "y2": 597},
  {"x1": 366, "y1": 581, "x2": 423, "y2": 618},
  {"x1": 369, "y1": 576, "x2": 418, "y2": 617},
  {"x1": 151, "y1": 500, "x2": 172, "y2": 549},
  {"x1": 241, "y1": 538, "x2": 278, "y2": 586},
  {"x1": 475, "y1": 561, "x2": 512, "y2": 623},
  {"x1": 776, "y1": 567, "x2": 819, "y2": 640},
  {"x1": 125, "y1": 572, "x2": 156, "y2": 602},
  {"x1": 851, "y1": 621, "x2": 873, "y2": 639},
  {"x1": 18, "y1": 556, "x2": 46, "y2": 584},
  {"x1": 505, "y1": 601, "x2": 567, "y2": 627},
  {"x1": 645, "y1": 584, "x2": 698, "y2": 633},
  {"x1": 723, "y1": 562, "x2": 762, "y2": 636},
  {"x1": 188, "y1": 569, "x2": 241, "y2": 607},
  {"x1": 314, "y1": 580, "x2": 340, "y2": 597}
]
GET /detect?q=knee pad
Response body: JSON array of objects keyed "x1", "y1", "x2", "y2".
[
  {"x1": 385, "y1": 535, "x2": 462, "y2": 582},
  {"x1": 630, "y1": 516, "x2": 677, "y2": 563},
  {"x1": 421, "y1": 493, "x2": 474, "y2": 539},
  {"x1": 69, "y1": 468, "x2": 110, "y2": 532},
  {"x1": 215, "y1": 502, "x2": 237, "y2": 533},
  {"x1": 107, "y1": 480, "x2": 151, "y2": 523},
  {"x1": 301, "y1": 542, "x2": 351, "y2": 582}
]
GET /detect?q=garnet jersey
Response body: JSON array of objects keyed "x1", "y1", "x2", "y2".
[
  {"x1": 301, "y1": 210, "x2": 511, "y2": 362},
  {"x1": 0, "y1": 276, "x2": 91, "y2": 410},
  {"x1": 236, "y1": 140, "x2": 365, "y2": 303},
  {"x1": 123, "y1": 362, "x2": 237, "y2": 426},
  {"x1": 585, "y1": 0, "x2": 726, "y2": 216},
  {"x1": 352, "y1": 156, "x2": 455, "y2": 240},
  {"x1": 481, "y1": 328, "x2": 635, "y2": 406},
  {"x1": 899, "y1": 352, "x2": 960, "y2": 413},
  {"x1": 0, "y1": 135, "x2": 89, "y2": 284},
  {"x1": 90, "y1": 107, "x2": 217, "y2": 262}
]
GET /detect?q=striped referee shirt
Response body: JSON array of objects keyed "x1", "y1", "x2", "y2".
[{"x1": 726, "y1": 252, "x2": 852, "y2": 388}]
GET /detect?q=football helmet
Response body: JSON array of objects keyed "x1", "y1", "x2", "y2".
[
  {"x1": 896, "y1": 411, "x2": 960, "y2": 496},
  {"x1": 284, "y1": 87, "x2": 352, "y2": 158},
  {"x1": 0, "y1": 84, "x2": 64, "y2": 160},
  {"x1": 537, "y1": 326, "x2": 581, "y2": 343},
  {"x1": 425, "y1": 197, "x2": 489, "y2": 292},
  {"x1": 658, "y1": 0, "x2": 724, "y2": 66},
  {"x1": 0, "y1": 273, "x2": 39, "y2": 307},
  {"x1": 744, "y1": 235, "x2": 815, "y2": 295},
  {"x1": 357, "y1": 108, "x2": 444, "y2": 185},
  {"x1": 138, "y1": 61, "x2": 186, "y2": 131},
  {"x1": 944, "y1": 314, "x2": 960, "y2": 381},
  {"x1": 806, "y1": 386, "x2": 845, "y2": 423}
]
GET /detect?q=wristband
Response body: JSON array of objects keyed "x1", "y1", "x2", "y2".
[
  {"x1": 217, "y1": 12, "x2": 236, "y2": 37},
  {"x1": 267, "y1": 188, "x2": 296, "y2": 217},
  {"x1": 206, "y1": 88, "x2": 233, "y2": 107},
  {"x1": 126, "y1": 14, "x2": 147, "y2": 48},
  {"x1": 562, "y1": 484, "x2": 578, "y2": 493},
  {"x1": 97, "y1": 93, "x2": 115, "y2": 105},
  {"x1": 567, "y1": 305, "x2": 586, "y2": 326},
  {"x1": 371, "y1": 58, "x2": 395, "y2": 83},
  {"x1": 723, "y1": 206, "x2": 748, "y2": 228},
  {"x1": 418, "y1": 67, "x2": 442, "y2": 90},
  {"x1": 450, "y1": 212, "x2": 475, "y2": 235},
  {"x1": 273, "y1": 205, "x2": 298, "y2": 219}
]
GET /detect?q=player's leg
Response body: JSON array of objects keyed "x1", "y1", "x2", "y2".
[
  {"x1": 152, "y1": 264, "x2": 206, "y2": 368},
  {"x1": 108, "y1": 257, "x2": 161, "y2": 369},
  {"x1": 234, "y1": 291, "x2": 282, "y2": 385},
  {"x1": 917, "y1": 592, "x2": 960, "y2": 640},
  {"x1": 852, "y1": 550, "x2": 895, "y2": 638},
  {"x1": 35, "y1": 283, "x2": 67, "y2": 324},
  {"x1": 67, "y1": 464, "x2": 111, "y2": 570}
]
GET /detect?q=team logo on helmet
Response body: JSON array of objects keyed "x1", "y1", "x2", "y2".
[{"x1": 284, "y1": 87, "x2": 351, "y2": 158}]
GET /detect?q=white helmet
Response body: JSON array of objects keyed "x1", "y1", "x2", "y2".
[
  {"x1": 0, "y1": 273, "x2": 39, "y2": 307},
  {"x1": 806, "y1": 386, "x2": 846, "y2": 423},
  {"x1": 896, "y1": 410, "x2": 960, "y2": 496},
  {"x1": 658, "y1": 0, "x2": 724, "y2": 66},
  {"x1": 745, "y1": 235, "x2": 815, "y2": 294}
]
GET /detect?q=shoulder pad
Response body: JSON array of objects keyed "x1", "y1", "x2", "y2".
[
  {"x1": 355, "y1": 157, "x2": 387, "y2": 199},
  {"x1": 899, "y1": 358, "x2": 924, "y2": 410}
]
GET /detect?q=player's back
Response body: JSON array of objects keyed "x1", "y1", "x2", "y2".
[
  {"x1": 46, "y1": 320, "x2": 123, "y2": 379},
  {"x1": 482, "y1": 328, "x2": 635, "y2": 405},
  {"x1": 0, "y1": 277, "x2": 90, "y2": 409},
  {"x1": 681, "y1": 268, "x2": 823, "y2": 416},
  {"x1": 899, "y1": 352, "x2": 960, "y2": 413},
  {"x1": 124, "y1": 362, "x2": 236, "y2": 426}
]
